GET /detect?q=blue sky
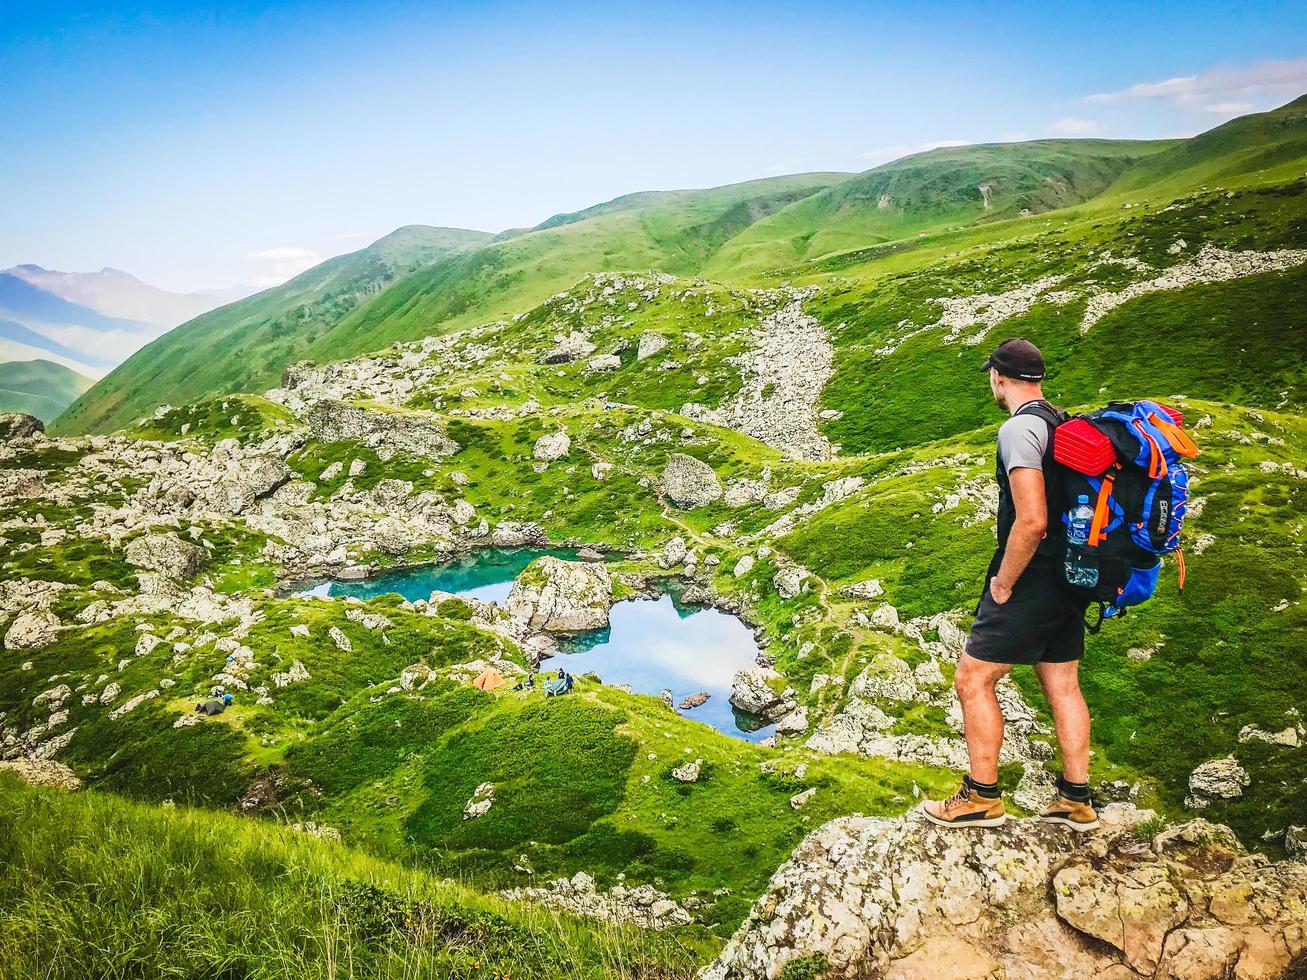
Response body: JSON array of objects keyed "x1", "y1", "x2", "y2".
[{"x1": 3, "y1": 1, "x2": 1306, "y2": 292}]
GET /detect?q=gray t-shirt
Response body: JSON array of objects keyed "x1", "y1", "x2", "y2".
[{"x1": 997, "y1": 408, "x2": 1050, "y2": 473}]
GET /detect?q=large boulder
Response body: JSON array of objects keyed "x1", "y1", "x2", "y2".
[
  {"x1": 541, "y1": 331, "x2": 595, "y2": 364},
  {"x1": 504, "y1": 557, "x2": 613, "y2": 632},
  {"x1": 306, "y1": 400, "x2": 458, "y2": 458},
  {"x1": 1187, "y1": 755, "x2": 1250, "y2": 808},
  {"x1": 3, "y1": 610, "x2": 62, "y2": 650},
  {"x1": 662, "y1": 453, "x2": 722, "y2": 509},
  {"x1": 636, "y1": 332, "x2": 668, "y2": 361},
  {"x1": 0, "y1": 413, "x2": 44, "y2": 440},
  {"x1": 533, "y1": 430, "x2": 571, "y2": 462},
  {"x1": 123, "y1": 532, "x2": 208, "y2": 580},
  {"x1": 702, "y1": 808, "x2": 1307, "y2": 980},
  {"x1": 729, "y1": 666, "x2": 797, "y2": 722}
]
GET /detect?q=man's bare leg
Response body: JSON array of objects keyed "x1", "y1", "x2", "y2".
[
  {"x1": 954, "y1": 653, "x2": 1014, "y2": 784},
  {"x1": 1034, "y1": 660, "x2": 1090, "y2": 783}
]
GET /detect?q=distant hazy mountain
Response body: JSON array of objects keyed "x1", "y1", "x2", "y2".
[
  {"x1": 0, "y1": 264, "x2": 227, "y2": 377},
  {"x1": 0, "y1": 358, "x2": 94, "y2": 421},
  {"x1": 5, "y1": 264, "x2": 222, "y2": 328},
  {"x1": 54, "y1": 225, "x2": 495, "y2": 433}
]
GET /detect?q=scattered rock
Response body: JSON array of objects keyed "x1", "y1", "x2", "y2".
[
  {"x1": 733, "y1": 554, "x2": 755, "y2": 578},
  {"x1": 772, "y1": 566, "x2": 808, "y2": 599},
  {"x1": 775, "y1": 706, "x2": 809, "y2": 736},
  {"x1": 671, "y1": 758, "x2": 702, "y2": 783},
  {"x1": 657, "y1": 536, "x2": 688, "y2": 569},
  {"x1": 789, "y1": 788, "x2": 815, "y2": 810},
  {"x1": 840, "y1": 578, "x2": 884, "y2": 600},
  {"x1": 1237, "y1": 724, "x2": 1300, "y2": 747},
  {"x1": 462, "y1": 782, "x2": 495, "y2": 819},
  {"x1": 542, "y1": 331, "x2": 595, "y2": 364},
  {"x1": 399, "y1": 663, "x2": 433, "y2": 691},
  {"x1": 500, "y1": 871, "x2": 691, "y2": 930},
  {"x1": 678, "y1": 692, "x2": 710, "y2": 710},
  {"x1": 328, "y1": 626, "x2": 352, "y2": 652},
  {"x1": 271, "y1": 661, "x2": 310, "y2": 688}
]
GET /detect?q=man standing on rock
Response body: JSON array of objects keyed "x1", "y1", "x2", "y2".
[{"x1": 922, "y1": 338, "x2": 1099, "y2": 832}]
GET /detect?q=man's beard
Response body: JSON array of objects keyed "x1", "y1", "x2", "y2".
[{"x1": 993, "y1": 387, "x2": 1008, "y2": 412}]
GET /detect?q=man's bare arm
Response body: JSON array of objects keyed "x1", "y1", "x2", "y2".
[{"x1": 991, "y1": 467, "x2": 1047, "y2": 604}]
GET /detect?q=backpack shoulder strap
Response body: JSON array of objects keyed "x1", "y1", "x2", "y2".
[{"x1": 1016, "y1": 399, "x2": 1067, "y2": 429}]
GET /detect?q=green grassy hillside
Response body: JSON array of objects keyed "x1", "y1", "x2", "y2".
[
  {"x1": 1109, "y1": 92, "x2": 1307, "y2": 196},
  {"x1": 0, "y1": 775, "x2": 702, "y2": 979},
  {"x1": 52, "y1": 226, "x2": 493, "y2": 436},
  {"x1": 302, "y1": 173, "x2": 850, "y2": 363},
  {"x1": 0, "y1": 358, "x2": 93, "y2": 421},
  {"x1": 702, "y1": 140, "x2": 1175, "y2": 277}
]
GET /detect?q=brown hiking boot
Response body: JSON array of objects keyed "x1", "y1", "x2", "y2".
[
  {"x1": 1039, "y1": 794, "x2": 1100, "y2": 832},
  {"x1": 920, "y1": 779, "x2": 1006, "y2": 828}
]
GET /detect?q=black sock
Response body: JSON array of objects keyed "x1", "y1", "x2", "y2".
[
  {"x1": 1058, "y1": 776, "x2": 1091, "y2": 803},
  {"x1": 965, "y1": 775, "x2": 1000, "y2": 799}
]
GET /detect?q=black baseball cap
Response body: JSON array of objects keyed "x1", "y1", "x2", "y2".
[{"x1": 980, "y1": 337, "x2": 1045, "y2": 381}]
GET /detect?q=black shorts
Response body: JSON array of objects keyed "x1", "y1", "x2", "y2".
[{"x1": 965, "y1": 560, "x2": 1087, "y2": 665}]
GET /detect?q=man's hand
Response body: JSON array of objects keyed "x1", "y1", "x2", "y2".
[{"x1": 989, "y1": 576, "x2": 1013, "y2": 605}]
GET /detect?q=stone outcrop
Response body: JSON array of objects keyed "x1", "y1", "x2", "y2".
[
  {"x1": 306, "y1": 399, "x2": 457, "y2": 458},
  {"x1": 0, "y1": 413, "x2": 44, "y2": 440},
  {"x1": 123, "y1": 532, "x2": 208, "y2": 580},
  {"x1": 661, "y1": 453, "x2": 723, "y2": 509},
  {"x1": 702, "y1": 808, "x2": 1307, "y2": 980},
  {"x1": 504, "y1": 557, "x2": 613, "y2": 632},
  {"x1": 0, "y1": 757, "x2": 81, "y2": 790}
]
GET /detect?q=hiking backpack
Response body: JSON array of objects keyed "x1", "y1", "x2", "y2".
[{"x1": 1030, "y1": 400, "x2": 1199, "y2": 631}]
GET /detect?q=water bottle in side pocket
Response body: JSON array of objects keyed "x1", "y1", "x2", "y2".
[{"x1": 1064, "y1": 494, "x2": 1099, "y2": 588}]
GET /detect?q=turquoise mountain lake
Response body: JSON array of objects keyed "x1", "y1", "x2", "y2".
[
  {"x1": 296, "y1": 547, "x2": 580, "y2": 604},
  {"x1": 299, "y1": 549, "x2": 772, "y2": 741}
]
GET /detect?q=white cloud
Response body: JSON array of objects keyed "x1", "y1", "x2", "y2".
[
  {"x1": 1203, "y1": 101, "x2": 1256, "y2": 115},
  {"x1": 1046, "y1": 117, "x2": 1103, "y2": 137},
  {"x1": 1083, "y1": 58, "x2": 1307, "y2": 113},
  {"x1": 999, "y1": 131, "x2": 1031, "y2": 142},
  {"x1": 246, "y1": 245, "x2": 323, "y2": 287},
  {"x1": 861, "y1": 138, "x2": 970, "y2": 164}
]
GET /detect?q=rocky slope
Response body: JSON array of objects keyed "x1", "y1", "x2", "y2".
[{"x1": 703, "y1": 807, "x2": 1307, "y2": 979}]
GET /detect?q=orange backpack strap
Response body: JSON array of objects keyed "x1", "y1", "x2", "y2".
[
  {"x1": 1147, "y1": 412, "x2": 1200, "y2": 458},
  {"x1": 1133, "y1": 420, "x2": 1167, "y2": 479},
  {"x1": 1176, "y1": 548, "x2": 1187, "y2": 590},
  {"x1": 1089, "y1": 469, "x2": 1116, "y2": 547}
]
